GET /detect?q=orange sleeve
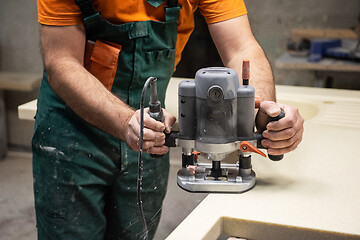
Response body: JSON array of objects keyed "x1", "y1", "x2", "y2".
[
  {"x1": 37, "y1": 0, "x2": 83, "y2": 26},
  {"x1": 199, "y1": 0, "x2": 247, "y2": 24}
]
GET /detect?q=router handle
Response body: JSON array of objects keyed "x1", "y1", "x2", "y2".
[{"x1": 268, "y1": 110, "x2": 285, "y2": 161}]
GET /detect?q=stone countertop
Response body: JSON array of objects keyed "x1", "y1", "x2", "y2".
[{"x1": 165, "y1": 82, "x2": 360, "y2": 239}]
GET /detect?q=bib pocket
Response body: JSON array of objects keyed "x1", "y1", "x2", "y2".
[
  {"x1": 145, "y1": 48, "x2": 176, "y2": 62},
  {"x1": 84, "y1": 40, "x2": 122, "y2": 91}
]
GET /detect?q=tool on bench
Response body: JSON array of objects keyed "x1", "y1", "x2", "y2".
[
  {"x1": 164, "y1": 60, "x2": 284, "y2": 193},
  {"x1": 139, "y1": 61, "x2": 285, "y2": 198}
]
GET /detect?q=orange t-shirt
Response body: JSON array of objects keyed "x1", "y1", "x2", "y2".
[{"x1": 37, "y1": 0, "x2": 247, "y2": 67}]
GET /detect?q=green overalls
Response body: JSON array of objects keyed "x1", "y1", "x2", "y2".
[{"x1": 32, "y1": 0, "x2": 179, "y2": 239}]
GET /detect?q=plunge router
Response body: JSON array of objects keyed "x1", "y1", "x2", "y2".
[{"x1": 163, "y1": 61, "x2": 284, "y2": 193}]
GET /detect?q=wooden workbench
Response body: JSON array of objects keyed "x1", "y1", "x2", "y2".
[{"x1": 275, "y1": 53, "x2": 360, "y2": 87}]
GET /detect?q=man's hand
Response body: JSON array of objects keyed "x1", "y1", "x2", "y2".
[
  {"x1": 256, "y1": 101, "x2": 304, "y2": 155},
  {"x1": 125, "y1": 108, "x2": 176, "y2": 155}
]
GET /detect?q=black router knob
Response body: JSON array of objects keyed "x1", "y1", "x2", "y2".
[{"x1": 268, "y1": 110, "x2": 285, "y2": 161}]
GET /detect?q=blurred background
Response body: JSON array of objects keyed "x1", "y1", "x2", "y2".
[{"x1": 0, "y1": 0, "x2": 359, "y2": 239}]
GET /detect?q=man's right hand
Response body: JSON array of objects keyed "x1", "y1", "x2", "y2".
[{"x1": 124, "y1": 108, "x2": 176, "y2": 155}]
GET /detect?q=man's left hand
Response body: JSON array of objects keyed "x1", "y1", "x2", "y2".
[{"x1": 256, "y1": 101, "x2": 304, "y2": 155}]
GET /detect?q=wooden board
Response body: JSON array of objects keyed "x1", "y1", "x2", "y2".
[
  {"x1": 0, "y1": 72, "x2": 42, "y2": 91},
  {"x1": 291, "y1": 28, "x2": 358, "y2": 41},
  {"x1": 275, "y1": 53, "x2": 360, "y2": 72}
]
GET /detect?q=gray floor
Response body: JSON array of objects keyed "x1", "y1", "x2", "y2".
[{"x1": 0, "y1": 148, "x2": 207, "y2": 240}]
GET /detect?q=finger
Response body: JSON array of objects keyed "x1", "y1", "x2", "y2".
[
  {"x1": 256, "y1": 101, "x2": 283, "y2": 131},
  {"x1": 163, "y1": 109, "x2": 176, "y2": 133},
  {"x1": 130, "y1": 112, "x2": 165, "y2": 139},
  {"x1": 142, "y1": 128, "x2": 165, "y2": 141},
  {"x1": 130, "y1": 122, "x2": 165, "y2": 143},
  {"x1": 132, "y1": 109, "x2": 165, "y2": 133},
  {"x1": 259, "y1": 101, "x2": 283, "y2": 118},
  {"x1": 263, "y1": 127, "x2": 296, "y2": 141},
  {"x1": 130, "y1": 134, "x2": 161, "y2": 151},
  {"x1": 144, "y1": 145, "x2": 169, "y2": 155},
  {"x1": 141, "y1": 139, "x2": 166, "y2": 149},
  {"x1": 153, "y1": 138, "x2": 166, "y2": 147},
  {"x1": 267, "y1": 136, "x2": 302, "y2": 155},
  {"x1": 262, "y1": 128, "x2": 303, "y2": 149},
  {"x1": 267, "y1": 106, "x2": 303, "y2": 131},
  {"x1": 143, "y1": 113, "x2": 166, "y2": 132}
]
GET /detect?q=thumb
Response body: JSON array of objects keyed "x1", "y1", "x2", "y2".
[
  {"x1": 256, "y1": 101, "x2": 282, "y2": 131},
  {"x1": 260, "y1": 101, "x2": 282, "y2": 117}
]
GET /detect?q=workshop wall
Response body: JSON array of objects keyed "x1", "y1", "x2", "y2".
[
  {"x1": 246, "y1": 0, "x2": 360, "y2": 89},
  {"x1": 0, "y1": 0, "x2": 359, "y2": 149},
  {"x1": 0, "y1": 0, "x2": 42, "y2": 149}
]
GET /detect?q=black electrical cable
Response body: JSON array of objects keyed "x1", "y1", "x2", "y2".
[{"x1": 137, "y1": 76, "x2": 157, "y2": 240}]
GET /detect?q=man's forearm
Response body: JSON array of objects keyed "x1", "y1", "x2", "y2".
[
  {"x1": 40, "y1": 24, "x2": 134, "y2": 141},
  {"x1": 225, "y1": 42, "x2": 276, "y2": 102},
  {"x1": 208, "y1": 15, "x2": 276, "y2": 102},
  {"x1": 46, "y1": 59, "x2": 134, "y2": 140}
]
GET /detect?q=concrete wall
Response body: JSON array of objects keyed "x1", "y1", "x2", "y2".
[
  {"x1": 246, "y1": 0, "x2": 360, "y2": 88},
  {"x1": 1, "y1": 0, "x2": 359, "y2": 149},
  {"x1": 0, "y1": 0, "x2": 42, "y2": 149}
]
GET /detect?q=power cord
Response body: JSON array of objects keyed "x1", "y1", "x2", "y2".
[{"x1": 137, "y1": 76, "x2": 157, "y2": 240}]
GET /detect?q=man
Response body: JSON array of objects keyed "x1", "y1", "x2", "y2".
[{"x1": 34, "y1": 0, "x2": 304, "y2": 239}]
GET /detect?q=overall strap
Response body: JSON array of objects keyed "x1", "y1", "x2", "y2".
[
  {"x1": 147, "y1": 0, "x2": 178, "y2": 8},
  {"x1": 165, "y1": 0, "x2": 180, "y2": 22},
  {"x1": 74, "y1": 0, "x2": 97, "y2": 19},
  {"x1": 166, "y1": 0, "x2": 178, "y2": 8},
  {"x1": 74, "y1": 0, "x2": 106, "y2": 40}
]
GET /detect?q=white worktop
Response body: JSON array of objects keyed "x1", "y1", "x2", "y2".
[{"x1": 166, "y1": 83, "x2": 360, "y2": 239}]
